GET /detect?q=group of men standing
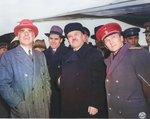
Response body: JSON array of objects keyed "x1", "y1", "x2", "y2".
[{"x1": 0, "y1": 19, "x2": 150, "y2": 118}]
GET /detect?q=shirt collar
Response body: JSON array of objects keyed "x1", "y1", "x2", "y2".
[{"x1": 20, "y1": 45, "x2": 32, "y2": 55}]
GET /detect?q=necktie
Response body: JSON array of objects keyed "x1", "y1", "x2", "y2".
[
  {"x1": 28, "y1": 50, "x2": 33, "y2": 61},
  {"x1": 52, "y1": 49, "x2": 56, "y2": 55}
]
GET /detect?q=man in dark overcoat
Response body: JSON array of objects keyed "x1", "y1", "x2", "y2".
[
  {"x1": 43, "y1": 25, "x2": 70, "y2": 117},
  {"x1": 143, "y1": 22, "x2": 150, "y2": 52},
  {"x1": 58, "y1": 22, "x2": 108, "y2": 118},
  {"x1": 96, "y1": 23, "x2": 150, "y2": 118},
  {"x1": 91, "y1": 25, "x2": 111, "y2": 58}
]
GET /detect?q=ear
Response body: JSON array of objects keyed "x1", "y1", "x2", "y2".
[
  {"x1": 60, "y1": 38, "x2": 63, "y2": 43},
  {"x1": 82, "y1": 33, "x2": 85, "y2": 41},
  {"x1": 33, "y1": 32, "x2": 35, "y2": 38},
  {"x1": 17, "y1": 32, "x2": 20, "y2": 39},
  {"x1": 120, "y1": 35, "x2": 124, "y2": 42}
]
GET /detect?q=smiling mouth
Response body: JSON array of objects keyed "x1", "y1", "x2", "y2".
[
  {"x1": 24, "y1": 37, "x2": 30, "y2": 40},
  {"x1": 111, "y1": 45, "x2": 116, "y2": 48}
]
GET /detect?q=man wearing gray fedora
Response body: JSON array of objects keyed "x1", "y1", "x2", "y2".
[{"x1": 43, "y1": 25, "x2": 71, "y2": 118}]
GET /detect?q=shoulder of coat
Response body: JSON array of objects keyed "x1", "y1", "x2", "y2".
[{"x1": 129, "y1": 46, "x2": 143, "y2": 50}]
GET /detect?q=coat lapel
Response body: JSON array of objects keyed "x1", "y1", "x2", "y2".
[
  {"x1": 32, "y1": 49, "x2": 42, "y2": 86},
  {"x1": 105, "y1": 43, "x2": 130, "y2": 78},
  {"x1": 50, "y1": 45, "x2": 67, "y2": 63},
  {"x1": 15, "y1": 45, "x2": 33, "y2": 72},
  {"x1": 62, "y1": 43, "x2": 92, "y2": 64}
]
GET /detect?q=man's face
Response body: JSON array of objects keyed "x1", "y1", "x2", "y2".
[
  {"x1": 145, "y1": 32, "x2": 150, "y2": 46},
  {"x1": 18, "y1": 28, "x2": 35, "y2": 48},
  {"x1": 125, "y1": 35, "x2": 139, "y2": 47},
  {"x1": 83, "y1": 34, "x2": 89, "y2": 43},
  {"x1": 103, "y1": 33, "x2": 123, "y2": 54},
  {"x1": 0, "y1": 47, "x2": 8, "y2": 57},
  {"x1": 67, "y1": 31, "x2": 84, "y2": 51},
  {"x1": 49, "y1": 34, "x2": 62, "y2": 49}
]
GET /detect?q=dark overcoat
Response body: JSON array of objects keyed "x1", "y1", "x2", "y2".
[
  {"x1": 0, "y1": 45, "x2": 51, "y2": 118},
  {"x1": 104, "y1": 43, "x2": 150, "y2": 118},
  {"x1": 60, "y1": 43, "x2": 108, "y2": 118},
  {"x1": 43, "y1": 44, "x2": 70, "y2": 117},
  {"x1": 143, "y1": 46, "x2": 150, "y2": 52}
]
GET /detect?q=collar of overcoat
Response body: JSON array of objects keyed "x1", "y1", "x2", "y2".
[
  {"x1": 62, "y1": 43, "x2": 92, "y2": 64},
  {"x1": 15, "y1": 45, "x2": 34, "y2": 72},
  {"x1": 104, "y1": 43, "x2": 130, "y2": 78},
  {"x1": 15, "y1": 45, "x2": 45, "y2": 87},
  {"x1": 44, "y1": 44, "x2": 69, "y2": 64}
]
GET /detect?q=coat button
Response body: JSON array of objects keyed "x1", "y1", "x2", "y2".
[
  {"x1": 42, "y1": 86, "x2": 44, "y2": 89},
  {"x1": 43, "y1": 99, "x2": 45, "y2": 102},
  {"x1": 32, "y1": 88, "x2": 34, "y2": 90},
  {"x1": 117, "y1": 96, "x2": 120, "y2": 99},
  {"x1": 25, "y1": 74, "x2": 28, "y2": 77},
  {"x1": 32, "y1": 101, "x2": 34, "y2": 104},
  {"x1": 119, "y1": 111, "x2": 122, "y2": 114},
  {"x1": 108, "y1": 93, "x2": 110, "y2": 96},
  {"x1": 76, "y1": 72, "x2": 79, "y2": 75},
  {"x1": 116, "y1": 80, "x2": 119, "y2": 83},
  {"x1": 109, "y1": 107, "x2": 111, "y2": 110},
  {"x1": 76, "y1": 88, "x2": 79, "y2": 90},
  {"x1": 106, "y1": 79, "x2": 109, "y2": 82},
  {"x1": 43, "y1": 73, "x2": 44, "y2": 75}
]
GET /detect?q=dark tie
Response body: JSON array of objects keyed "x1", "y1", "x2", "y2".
[
  {"x1": 28, "y1": 50, "x2": 33, "y2": 61},
  {"x1": 52, "y1": 49, "x2": 56, "y2": 55}
]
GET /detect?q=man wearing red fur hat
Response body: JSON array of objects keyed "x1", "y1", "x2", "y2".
[
  {"x1": 0, "y1": 19, "x2": 51, "y2": 118},
  {"x1": 96, "y1": 23, "x2": 150, "y2": 118}
]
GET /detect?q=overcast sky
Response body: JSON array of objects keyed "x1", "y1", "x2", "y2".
[
  {"x1": 0, "y1": 0, "x2": 114, "y2": 33},
  {"x1": 0, "y1": 0, "x2": 147, "y2": 46}
]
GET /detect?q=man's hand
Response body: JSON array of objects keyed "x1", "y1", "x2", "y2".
[
  {"x1": 88, "y1": 106, "x2": 98, "y2": 115},
  {"x1": 58, "y1": 77, "x2": 60, "y2": 85}
]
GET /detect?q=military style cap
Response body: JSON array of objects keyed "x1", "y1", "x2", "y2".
[
  {"x1": 83, "y1": 27, "x2": 90, "y2": 36},
  {"x1": 96, "y1": 23, "x2": 122, "y2": 42},
  {"x1": 0, "y1": 42, "x2": 9, "y2": 49},
  {"x1": 123, "y1": 27, "x2": 140, "y2": 38},
  {"x1": 143, "y1": 22, "x2": 150, "y2": 33}
]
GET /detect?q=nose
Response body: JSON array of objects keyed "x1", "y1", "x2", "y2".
[
  {"x1": 132, "y1": 39, "x2": 136, "y2": 42},
  {"x1": 52, "y1": 39, "x2": 55, "y2": 43},
  {"x1": 25, "y1": 31, "x2": 29, "y2": 35},
  {"x1": 109, "y1": 40, "x2": 113, "y2": 45},
  {"x1": 72, "y1": 35, "x2": 76, "y2": 40}
]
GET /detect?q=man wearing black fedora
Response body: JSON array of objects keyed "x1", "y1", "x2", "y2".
[
  {"x1": 91, "y1": 25, "x2": 111, "y2": 58},
  {"x1": 43, "y1": 25, "x2": 71, "y2": 118}
]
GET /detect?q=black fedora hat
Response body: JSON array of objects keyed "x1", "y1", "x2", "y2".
[
  {"x1": 83, "y1": 26, "x2": 90, "y2": 36},
  {"x1": 91, "y1": 25, "x2": 104, "y2": 39},
  {"x1": 45, "y1": 25, "x2": 65, "y2": 38}
]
